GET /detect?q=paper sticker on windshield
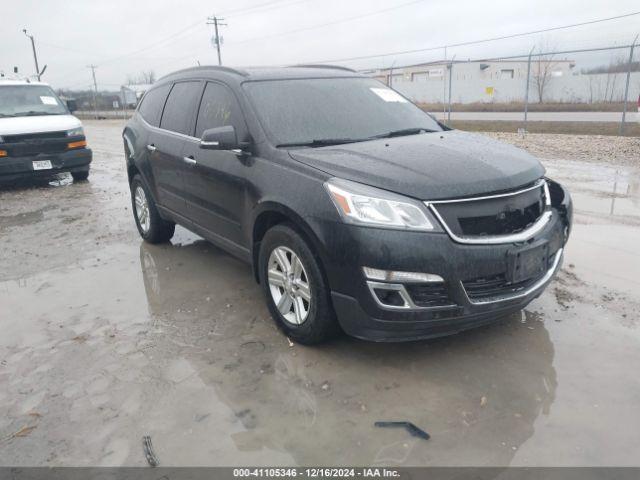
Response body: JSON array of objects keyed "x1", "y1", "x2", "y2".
[
  {"x1": 370, "y1": 88, "x2": 407, "y2": 103},
  {"x1": 40, "y1": 96, "x2": 58, "y2": 105}
]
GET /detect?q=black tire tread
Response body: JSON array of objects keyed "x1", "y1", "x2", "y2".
[
  {"x1": 259, "y1": 223, "x2": 340, "y2": 344},
  {"x1": 130, "y1": 175, "x2": 175, "y2": 243},
  {"x1": 71, "y1": 170, "x2": 90, "y2": 181}
]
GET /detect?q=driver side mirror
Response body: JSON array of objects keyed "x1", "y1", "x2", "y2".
[
  {"x1": 200, "y1": 125, "x2": 244, "y2": 150},
  {"x1": 66, "y1": 99, "x2": 77, "y2": 113}
]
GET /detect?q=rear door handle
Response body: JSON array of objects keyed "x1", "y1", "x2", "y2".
[
  {"x1": 146, "y1": 144, "x2": 157, "y2": 152},
  {"x1": 183, "y1": 156, "x2": 197, "y2": 165}
]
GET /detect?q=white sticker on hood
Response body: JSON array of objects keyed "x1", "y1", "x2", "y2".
[
  {"x1": 370, "y1": 87, "x2": 408, "y2": 103},
  {"x1": 40, "y1": 96, "x2": 58, "y2": 105}
]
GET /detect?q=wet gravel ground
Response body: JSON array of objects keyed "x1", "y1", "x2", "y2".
[
  {"x1": 487, "y1": 132, "x2": 640, "y2": 167},
  {"x1": 1, "y1": 120, "x2": 639, "y2": 467}
]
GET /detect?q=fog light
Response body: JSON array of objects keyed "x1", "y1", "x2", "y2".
[
  {"x1": 363, "y1": 267, "x2": 444, "y2": 283},
  {"x1": 0, "y1": 150, "x2": 7, "y2": 157}
]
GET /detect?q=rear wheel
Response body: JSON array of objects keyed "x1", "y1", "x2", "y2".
[
  {"x1": 130, "y1": 175, "x2": 175, "y2": 243},
  {"x1": 259, "y1": 224, "x2": 340, "y2": 344}
]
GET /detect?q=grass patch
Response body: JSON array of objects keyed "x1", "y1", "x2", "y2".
[
  {"x1": 419, "y1": 102, "x2": 630, "y2": 112},
  {"x1": 448, "y1": 120, "x2": 640, "y2": 136}
]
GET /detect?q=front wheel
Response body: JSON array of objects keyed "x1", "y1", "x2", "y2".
[
  {"x1": 259, "y1": 224, "x2": 340, "y2": 344},
  {"x1": 71, "y1": 170, "x2": 89, "y2": 182},
  {"x1": 130, "y1": 175, "x2": 175, "y2": 243}
]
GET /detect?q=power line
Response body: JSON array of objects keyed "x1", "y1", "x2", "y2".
[
  {"x1": 222, "y1": 0, "x2": 307, "y2": 18},
  {"x1": 228, "y1": 0, "x2": 428, "y2": 45},
  {"x1": 98, "y1": 20, "x2": 205, "y2": 66},
  {"x1": 308, "y1": 10, "x2": 640, "y2": 64}
]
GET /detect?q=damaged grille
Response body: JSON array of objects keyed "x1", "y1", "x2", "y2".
[
  {"x1": 462, "y1": 253, "x2": 556, "y2": 301},
  {"x1": 462, "y1": 273, "x2": 543, "y2": 301},
  {"x1": 429, "y1": 180, "x2": 548, "y2": 239}
]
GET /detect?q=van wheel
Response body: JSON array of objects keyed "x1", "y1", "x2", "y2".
[
  {"x1": 130, "y1": 175, "x2": 175, "y2": 243},
  {"x1": 259, "y1": 224, "x2": 340, "y2": 344},
  {"x1": 71, "y1": 170, "x2": 89, "y2": 182}
]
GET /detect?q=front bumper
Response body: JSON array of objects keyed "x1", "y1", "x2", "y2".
[
  {"x1": 0, "y1": 148, "x2": 92, "y2": 183},
  {"x1": 319, "y1": 188, "x2": 571, "y2": 342}
]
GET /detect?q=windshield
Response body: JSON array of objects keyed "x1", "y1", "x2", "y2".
[
  {"x1": 0, "y1": 85, "x2": 68, "y2": 117},
  {"x1": 243, "y1": 77, "x2": 443, "y2": 147}
]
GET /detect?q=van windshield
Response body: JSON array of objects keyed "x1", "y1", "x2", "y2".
[
  {"x1": 0, "y1": 85, "x2": 68, "y2": 117},
  {"x1": 243, "y1": 77, "x2": 443, "y2": 147}
]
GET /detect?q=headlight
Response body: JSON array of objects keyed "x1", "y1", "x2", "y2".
[
  {"x1": 66, "y1": 127, "x2": 84, "y2": 137},
  {"x1": 325, "y1": 178, "x2": 439, "y2": 231}
]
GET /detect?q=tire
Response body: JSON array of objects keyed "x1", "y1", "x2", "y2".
[
  {"x1": 259, "y1": 223, "x2": 340, "y2": 344},
  {"x1": 130, "y1": 175, "x2": 175, "y2": 243},
  {"x1": 71, "y1": 170, "x2": 89, "y2": 182}
]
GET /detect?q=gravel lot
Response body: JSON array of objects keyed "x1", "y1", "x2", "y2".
[
  {"x1": 486, "y1": 132, "x2": 640, "y2": 166},
  {"x1": 1, "y1": 120, "x2": 639, "y2": 467}
]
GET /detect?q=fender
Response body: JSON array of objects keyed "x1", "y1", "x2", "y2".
[{"x1": 250, "y1": 200, "x2": 331, "y2": 283}]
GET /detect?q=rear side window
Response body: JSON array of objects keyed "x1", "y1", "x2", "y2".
[
  {"x1": 195, "y1": 82, "x2": 245, "y2": 138},
  {"x1": 138, "y1": 84, "x2": 170, "y2": 127},
  {"x1": 160, "y1": 81, "x2": 202, "y2": 136}
]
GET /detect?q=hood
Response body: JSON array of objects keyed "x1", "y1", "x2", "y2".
[
  {"x1": 0, "y1": 114, "x2": 81, "y2": 136},
  {"x1": 288, "y1": 130, "x2": 545, "y2": 200}
]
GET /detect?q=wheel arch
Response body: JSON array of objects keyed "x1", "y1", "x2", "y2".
[{"x1": 251, "y1": 202, "x2": 328, "y2": 284}]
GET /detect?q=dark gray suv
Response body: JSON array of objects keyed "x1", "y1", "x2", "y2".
[{"x1": 122, "y1": 65, "x2": 572, "y2": 344}]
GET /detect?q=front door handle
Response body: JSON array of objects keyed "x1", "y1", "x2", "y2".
[
  {"x1": 146, "y1": 144, "x2": 157, "y2": 152},
  {"x1": 183, "y1": 156, "x2": 197, "y2": 165}
]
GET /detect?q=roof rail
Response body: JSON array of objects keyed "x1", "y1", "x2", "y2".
[
  {"x1": 210, "y1": 65, "x2": 250, "y2": 76},
  {"x1": 290, "y1": 64, "x2": 356, "y2": 73},
  {"x1": 162, "y1": 65, "x2": 249, "y2": 78}
]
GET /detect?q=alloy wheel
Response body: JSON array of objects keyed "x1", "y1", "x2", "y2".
[
  {"x1": 134, "y1": 186, "x2": 151, "y2": 234},
  {"x1": 267, "y1": 246, "x2": 312, "y2": 325}
]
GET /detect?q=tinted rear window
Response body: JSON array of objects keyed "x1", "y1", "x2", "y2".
[
  {"x1": 160, "y1": 81, "x2": 202, "y2": 136},
  {"x1": 138, "y1": 84, "x2": 170, "y2": 127}
]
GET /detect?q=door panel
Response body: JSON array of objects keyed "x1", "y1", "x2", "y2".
[
  {"x1": 182, "y1": 138, "x2": 246, "y2": 246},
  {"x1": 182, "y1": 81, "x2": 251, "y2": 248},
  {"x1": 147, "y1": 130, "x2": 188, "y2": 217},
  {"x1": 147, "y1": 80, "x2": 203, "y2": 219}
]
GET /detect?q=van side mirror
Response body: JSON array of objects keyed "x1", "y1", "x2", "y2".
[
  {"x1": 200, "y1": 126, "x2": 240, "y2": 150},
  {"x1": 66, "y1": 99, "x2": 77, "y2": 113}
]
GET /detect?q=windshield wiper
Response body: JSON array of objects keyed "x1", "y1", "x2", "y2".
[
  {"x1": 276, "y1": 138, "x2": 367, "y2": 148},
  {"x1": 14, "y1": 111, "x2": 63, "y2": 117},
  {"x1": 372, "y1": 127, "x2": 438, "y2": 139}
]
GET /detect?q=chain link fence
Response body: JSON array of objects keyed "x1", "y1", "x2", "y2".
[{"x1": 374, "y1": 42, "x2": 639, "y2": 135}]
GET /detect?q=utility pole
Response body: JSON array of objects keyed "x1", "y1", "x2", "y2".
[
  {"x1": 87, "y1": 65, "x2": 99, "y2": 120},
  {"x1": 619, "y1": 34, "x2": 638, "y2": 136},
  {"x1": 22, "y1": 29, "x2": 41, "y2": 81},
  {"x1": 523, "y1": 46, "x2": 535, "y2": 134},
  {"x1": 447, "y1": 55, "x2": 456, "y2": 125},
  {"x1": 207, "y1": 16, "x2": 227, "y2": 65}
]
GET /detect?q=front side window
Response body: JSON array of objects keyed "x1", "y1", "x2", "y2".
[
  {"x1": 0, "y1": 85, "x2": 67, "y2": 117},
  {"x1": 160, "y1": 81, "x2": 202, "y2": 135},
  {"x1": 138, "y1": 84, "x2": 171, "y2": 127},
  {"x1": 195, "y1": 82, "x2": 244, "y2": 138},
  {"x1": 243, "y1": 77, "x2": 443, "y2": 146}
]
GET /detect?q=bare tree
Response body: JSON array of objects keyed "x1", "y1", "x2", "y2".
[
  {"x1": 126, "y1": 70, "x2": 156, "y2": 85},
  {"x1": 530, "y1": 45, "x2": 559, "y2": 104}
]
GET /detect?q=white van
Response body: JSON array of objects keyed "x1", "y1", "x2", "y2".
[{"x1": 0, "y1": 80, "x2": 91, "y2": 183}]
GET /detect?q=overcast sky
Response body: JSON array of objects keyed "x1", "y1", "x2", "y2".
[{"x1": 2, "y1": 0, "x2": 639, "y2": 90}]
